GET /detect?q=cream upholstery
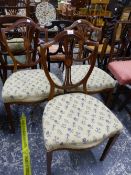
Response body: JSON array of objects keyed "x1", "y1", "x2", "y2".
[
  {"x1": 2, "y1": 69, "x2": 62, "y2": 103},
  {"x1": 43, "y1": 93, "x2": 123, "y2": 151},
  {"x1": 63, "y1": 65, "x2": 116, "y2": 92}
]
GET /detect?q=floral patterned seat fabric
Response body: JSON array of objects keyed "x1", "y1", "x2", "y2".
[
  {"x1": 63, "y1": 65, "x2": 116, "y2": 92},
  {"x1": 43, "y1": 93, "x2": 123, "y2": 151},
  {"x1": 2, "y1": 69, "x2": 62, "y2": 103}
]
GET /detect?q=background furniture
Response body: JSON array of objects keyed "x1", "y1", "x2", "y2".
[
  {"x1": 45, "y1": 20, "x2": 73, "y2": 71},
  {"x1": 35, "y1": 1, "x2": 56, "y2": 26},
  {"x1": 0, "y1": 0, "x2": 31, "y2": 16},
  {"x1": 89, "y1": 0, "x2": 111, "y2": 27}
]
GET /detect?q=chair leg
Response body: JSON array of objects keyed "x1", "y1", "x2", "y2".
[
  {"x1": 0, "y1": 69, "x2": 4, "y2": 84},
  {"x1": 100, "y1": 134, "x2": 120, "y2": 161},
  {"x1": 47, "y1": 151, "x2": 53, "y2": 175},
  {"x1": 4, "y1": 103, "x2": 15, "y2": 133},
  {"x1": 48, "y1": 60, "x2": 51, "y2": 72},
  {"x1": 105, "y1": 89, "x2": 114, "y2": 108},
  {"x1": 3, "y1": 68, "x2": 7, "y2": 83}
]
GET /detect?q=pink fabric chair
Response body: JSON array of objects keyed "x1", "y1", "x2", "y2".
[
  {"x1": 108, "y1": 60, "x2": 131, "y2": 85},
  {"x1": 107, "y1": 21, "x2": 131, "y2": 110}
]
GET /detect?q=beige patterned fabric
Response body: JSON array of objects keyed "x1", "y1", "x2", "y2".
[
  {"x1": 43, "y1": 93, "x2": 123, "y2": 151},
  {"x1": 2, "y1": 69, "x2": 62, "y2": 103},
  {"x1": 63, "y1": 65, "x2": 116, "y2": 92}
]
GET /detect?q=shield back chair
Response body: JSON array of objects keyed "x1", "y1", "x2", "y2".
[
  {"x1": 1, "y1": 18, "x2": 62, "y2": 132},
  {"x1": 44, "y1": 20, "x2": 73, "y2": 71},
  {"x1": 107, "y1": 21, "x2": 131, "y2": 109},
  {"x1": 0, "y1": 15, "x2": 36, "y2": 83},
  {"x1": 65, "y1": 19, "x2": 117, "y2": 104},
  {"x1": 40, "y1": 30, "x2": 123, "y2": 175}
]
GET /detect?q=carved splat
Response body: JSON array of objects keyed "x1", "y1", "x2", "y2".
[{"x1": 40, "y1": 30, "x2": 98, "y2": 97}]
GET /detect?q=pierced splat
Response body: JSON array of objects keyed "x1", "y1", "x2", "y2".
[{"x1": 41, "y1": 30, "x2": 98, "y2": 97}]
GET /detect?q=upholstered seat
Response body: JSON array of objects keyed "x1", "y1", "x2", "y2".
[
  {"x1": 43, "y1": 93, "x2": 123, "y2": 151},
  {"x1": 108, "y1": 60, "x2": 131, "y2": 85},
  {"x1": 63, "y1": 65, "x2": 116, "y2": 92},
  {"x1": 2, "y1": 69, "x2": 62, "y2": 103},
  {"x1": 85, "y1": 44, "x2": 117, "y2": 54}
]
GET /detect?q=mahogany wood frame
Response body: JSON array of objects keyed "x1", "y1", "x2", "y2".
[
  {"x1": 0, "y1": 16, "x2": 33, "y2": 83},
  {"x1": 1, "y1": 18, "x2": 48, "y2": 132},
  {"x1": 0, "y1": 16, "x2": 48, "y2": 83}
]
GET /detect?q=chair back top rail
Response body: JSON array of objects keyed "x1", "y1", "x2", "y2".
[{"x1": 65, "y1": 19, "x2": 102, "y2": 42}]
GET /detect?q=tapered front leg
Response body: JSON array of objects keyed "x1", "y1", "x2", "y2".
[
  {"x1": 47, "y1": 151, "x2": 53, "y2": 175},
  {"x1": 100, "y1": 134, "x2": 120, "y2": 161},
  {"x1": 4, "y1": 103, "x2": 15, "y2": 133}
]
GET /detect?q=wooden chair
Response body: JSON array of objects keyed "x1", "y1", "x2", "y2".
[
  {"x1": 40, "y1": 30, "x2": 123, "y2": 175},
  {"x1": 1, "y1": 18, "x2": 62, "y2": 132},
  {"x1": 80, "y1": 17, "x2": 118, "y2": 70},
  {"x1": 65, "y1": 19, "x2": 116, "y2": 104},
  {"x1": 0, "y1": 16, "x2": 35, "y2": 83}
]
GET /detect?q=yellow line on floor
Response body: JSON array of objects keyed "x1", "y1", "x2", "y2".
[{"x1": 20, "y1": 113, "x2": 32, "y2": 175}]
